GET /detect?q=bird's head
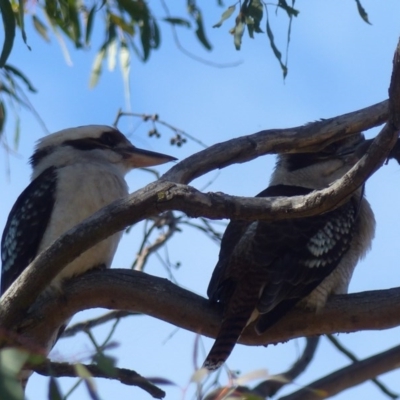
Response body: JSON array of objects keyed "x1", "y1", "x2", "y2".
[
  {"x1": 271, "y1": 133, "x2": 372, "y2": 189},
  {"x1": 30, "y1": 125, "x2": 177, "y2": 178}
]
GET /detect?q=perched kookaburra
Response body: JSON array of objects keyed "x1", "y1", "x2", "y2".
[
  {"x1": 203, "y1": 134, "x2": 375, "y2": 370},
  {"x1": 1, "y1": 125, "x2": 176, "y2": 295}
]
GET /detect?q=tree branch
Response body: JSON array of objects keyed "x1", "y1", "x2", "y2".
[
  {"x1": 326, "y1": 335, "x2": 398, "y2": 399},
  {"x1": 33, "y1": 360, "x2": 165, "y2": 399},
  {"x1": 62, "y1": 311, "x2": 137, "y2": 338},
  {"x1": 12, "y1": 269, "x2": 400, "y2": 352},
  {"x1": 278, "y1": 343, "x2": 400, "y2": 400}
]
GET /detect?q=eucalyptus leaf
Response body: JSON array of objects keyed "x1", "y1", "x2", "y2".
[
  {"x1": 213, "y1": 5, "x2": 235, "y2": 28},
  {"x1": 0, "y1": 0, "x2": 16, "y2": 67}
]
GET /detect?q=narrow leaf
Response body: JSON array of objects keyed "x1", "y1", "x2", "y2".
[
  {"x1": 0, "y1": 101, "x2": 5, "y2": 137},
  {"x1": 163, "y1": 17, "x2": 191, "y2": 28},
  {"x1": 109, "y1": 13, "x2": 134, "y2": 35},
  {"x1": 278, "y1": 0, "x2": 300, "y2": 17},
  {"x1": 32, "y1": 15, "x2": 50, "y2": 42},
  {"x1": 107, "y1": 38, "x2": 117, "y2": 71},
  {"x1": 354, "y1": 0, "x2": 371, "y2": 25},
  {"x1": 48, "y1": 377, "x2": 63, "y2": 400},
  {"x1": 18, "y1": 0, "x2": 30, "y2": 48},
  {"x1": 89, "y1": 46, "x2": 106, "y2": 88},
  {"x1": 13, "y1": 115, "x2": 20, "y2": 149},
  {"x1": 4, "y1": 64, "x2": 37, "y2": 92},
  {"x1": 85, "y1": 5, "x2": 96, "y2": 45},
  {"x1": 266, "y1": 13, "x2": 287, "y2": 78},
  {"x1": 213, "y1": 5, "x2": 235, "y2": 28},
  {"x1": 233, "y1": 19, "x2": 245, "y2": 50},
  {"x1": 0, "y1": 0, "x2": 16, "y2": 67},
  {"x1": 119, "y1": 39, "x2": 130, "y2": 104}
]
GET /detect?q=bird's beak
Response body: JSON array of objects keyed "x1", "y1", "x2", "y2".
[{"x1": 122, "y1": 145, "x2": 177, "y2": 167}]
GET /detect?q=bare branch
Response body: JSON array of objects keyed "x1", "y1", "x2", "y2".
[
  {"x1": 327, "y1": 335, "x2": 398, "y2": 399},
  {"x1": 62, "y1": 311, "x2": 137, "y2": 338},
  {"x1": 251, "y1": 337, "x2": 320, "y2": 398},
  {"x1": 33, "y1": 360, "x2": 165, "y2": 399},
  {"x1": 278, "y1": 344, "x2": 400, "y2": 400}
]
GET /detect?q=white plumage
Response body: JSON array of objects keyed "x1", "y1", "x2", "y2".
[{"x1": 1, "y1": 125, "x2": 176, "y2": 293}]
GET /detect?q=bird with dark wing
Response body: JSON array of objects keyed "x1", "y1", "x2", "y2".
[
  {"x1": 1, "y1": 125, "x2": 176, "y2": 296},
  {"x1": 203, "y1": 134, "x2": 375, "y2": 370}
]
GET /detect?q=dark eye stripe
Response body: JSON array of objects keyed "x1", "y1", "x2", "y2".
[
  {"x1": 62, "y1": 130, "x2": 125, "y2": 151},
  {"x1": 30, "y1": 146, "x2": 54, "y2": 168}
]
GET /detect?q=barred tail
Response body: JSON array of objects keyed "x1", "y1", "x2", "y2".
[{"x1": 203, "y1": 313, "x2": 251, "y2": 370}]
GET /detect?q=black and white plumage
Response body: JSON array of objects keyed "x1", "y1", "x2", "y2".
[
  {"x1": 203, "y1": 134, "x2": 375, "y2": 370},
  {"x1": 1, "y1": 125, "x2": 176, "y2": 295}
]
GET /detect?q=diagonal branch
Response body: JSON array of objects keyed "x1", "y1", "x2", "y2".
[
  {"x1": 33, "y1": 360, "x2": 165, "y2": 399},
  {"x1": 62, "y1": 311, "x2": 137, "y2": 338},
  {"x1": 278, "y1": 343, "x2": 400, "y2": 400},
  {"x1": 327, "y1": 335, "x2": 398, "y2": 399}
]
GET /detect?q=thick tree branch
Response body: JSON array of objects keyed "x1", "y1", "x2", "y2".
[
  {"x1": 12, "y1": 269, "x2": 400, "y2": 352},
  {"x1": 33, "y1": 360, "x2": 165, "y2": 399},
  {"x1": 278, "y1": 344, "x2": 400, "y2": 400},
  {"x1": 1, "y1": 41, "x2": 400, "y2": 367}
]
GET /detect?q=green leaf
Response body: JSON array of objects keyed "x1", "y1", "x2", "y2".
[
  {"x1": 140, "y1": 18, "x2": 151, "y2": 60},
  {"x1": 13, "y1": 114, "x2": 20, "y2": 149},
  {"x1": 48, "y1": 377, "x2": 63, "y2": 400},
  {"x1": 0, "y1": 0, "x2": 16, "y2": 67},
  {"x1": 32, "y1": 15, "x2": 50, "y2": 42},
  {"x1": 213, "y1": 5, "x2": 235, "y2": 28},
  {"x1": 150, "y1": 17, "x2": 160, "y2": 49},
  {"x1": 93, "y1": 354, "x2": 117, "y2": 377},
  {"x1": 109, "y1": 13, "x2": 134, "y2": 35},
  {"x1": 0, "y1": 101, "x2": 5, "y2": 137},
  {"x1": 277, "y1": 0, "x2": 300, "y2": 17},
  {"x1": 116, "y1": 0, "x2": 147, "y2": 22},
  {"x1": 247, "y1": 0, "x2": 263, "y2": 33},
  {"x1": 89, "y1": 46, "x2": 106, "y2": 88},
  {"x1": 107, "y1": 38, "x2": 117, "y2": 71},
  {"x1": 187, "y1": 3, "x2": 212, "y2": 50},
  {"x1": 354, "y1": 0, "x2": 371, "y2": 25},
  {"x1": 74, "y1": 364, "x2": 99, "y2": 400},
  {"x1": 232, "y1": 19, "x2": 245, "y2": 50},
  {"x1": 67, "y1": 0, "x2": 82, "y2": 47},
  {"x1": 0, "y1": 348, "x2": 29, "y2": 400},
  {"x1": 4, "y1": 64, "x2": 37, "y2": 92},
  {"x1": 18, "y1": 0, "x2": 29, "y2": 48},
  {"x1": 163, "y1": 17, "x2": 191, "y2": 28},
  {"x1": 85, "y1": 5, "x2": 96, "y2": 44},
  {"x1": 266, "y1": 12, "x2": 288, "y2": 78}
]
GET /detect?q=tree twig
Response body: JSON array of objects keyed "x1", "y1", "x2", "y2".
[
  {"x1": 278, "y1": 343, "x2": 400, "y2": 400},
  {"x1": 62, "y1": 311, "x2": 137, "y2": 338},
  {"x1": 326, "y1": 335, "x2": 398, "y2": 399},
  {"x1": 33, "y1": 360, "x2": 165, "y2": 399}
]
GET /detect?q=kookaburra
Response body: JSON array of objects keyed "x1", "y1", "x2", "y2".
[
  {"x1": 1, "y1": 125, "x2": 176, "y2": 295},
  {"x1": 203, "y1": 133, "x2": 376, "y2": 370}
]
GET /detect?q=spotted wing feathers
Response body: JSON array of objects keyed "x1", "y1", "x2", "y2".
[{"x1": 1, "y1": 167, "x2": 57, "y2": 294}]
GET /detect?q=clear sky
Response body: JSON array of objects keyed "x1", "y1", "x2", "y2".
[{"x1": 1, "y1": 1, "x2": 400, "y2": 399}]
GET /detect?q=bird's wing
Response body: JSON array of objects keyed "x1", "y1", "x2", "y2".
[
  {"x1": 254, "y1": 194, "x2": 358, "y2": 333},
  {"x1": 1, "y1": 167, "x2": 57, "y2": 294},
  {"x1": 207, "y1": 185, "x2": 314, "y2": 303}
]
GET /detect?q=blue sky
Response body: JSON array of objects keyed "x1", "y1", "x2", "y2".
[{"x1": 1, "y1": 1, "x2": 400, "y2": 399}]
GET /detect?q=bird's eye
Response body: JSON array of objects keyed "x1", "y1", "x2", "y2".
[{"x1": 100, "y1": 131, "x2": 120, "y2": 147}]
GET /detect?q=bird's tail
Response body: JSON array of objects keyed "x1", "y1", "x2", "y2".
[{"x1": 203, "y1": 309, "x2": 254, "y2": 371}]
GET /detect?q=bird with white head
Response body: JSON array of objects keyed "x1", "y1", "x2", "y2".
[{"x1": 1, "y1": 125, "x2": 176, "y2": 295}]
